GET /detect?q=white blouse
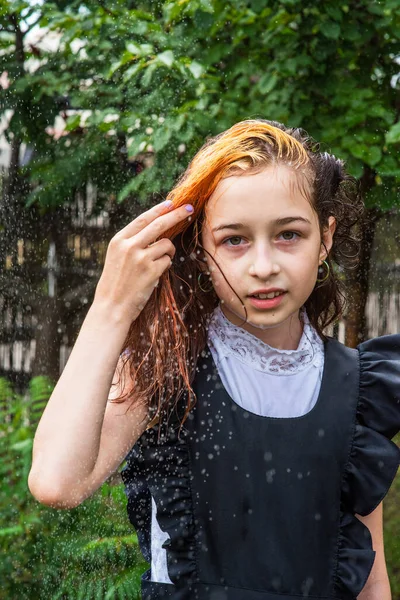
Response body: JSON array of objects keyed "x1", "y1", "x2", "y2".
[
  {"x1": 150, "y1": 303, "x2": 325, "y2": 583},
  {"x1": 206, "y1": 304, "x2": 325, "y2": 417}
]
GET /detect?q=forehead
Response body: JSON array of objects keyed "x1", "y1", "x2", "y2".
[{"x1": 205, "y1": 164, "x2": 315, "y2": 223}]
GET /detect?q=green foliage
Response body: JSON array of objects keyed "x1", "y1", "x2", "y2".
[
  {"x1": 385, "y1": 433, "x2": 400, "y2": 599},
  {"x1": 2, "y1": 0, "x2": 400, "y2": 209},
  {"x1": 0, "y1": 376, "x2": 147, "y2": 599}
]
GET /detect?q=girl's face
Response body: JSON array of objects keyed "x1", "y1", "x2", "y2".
[{"x1": 199, "y1": 164, "x2": 336, "y2": 349}]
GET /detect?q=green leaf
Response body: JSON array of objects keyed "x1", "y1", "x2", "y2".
[
  {"x1": 123, "y1": 61, "x2": 145, "y2": 83},
  {"x1": 153, "y1": 127, "x2": 172, "y2": 151},
  {"x1": 193, "y1": 9, "x2": 214, "y2": 29},
  {"x1": 169, "y1": 113, "x2": 186, "y2": 132},
  {"x1": 107, "y1": 50, "x2": 136, "y2": 78},
  {"x1": 156, "y1": 50, "x2": 174, "y2": 67},
  {"x1": 377, "y1": 154, "x2": 400, "y2": 177},
  {"x1": 258, "y1": 73, "x2": 278, "y2": 94},
  {"x1": 345, "y1": 155, "x2": 364, "y2": 179},
  {"x1": 350, "y1": 143, "x2": 382, "y2": 166},
  {"x1": 188, "y1": 61, "x2": 204, "y2": 79},
  {"x1": 385, "y1": 121, "x2": 400, "y2": 145},
  {"x1": 118, "y1": 169, "x2": 149, "y2": 202},
  {"x1": 163, "y1": 2, "x2": 185, "y2": 24},
  {"x1": 366, "y1": 146, "x2": 382, "y2": 167},
  {"x1": 325, "y1": 5, "x2": 343, "y2": 21},
  {"x1": 320, "y1": 21, "x2": 341, "y2": 39},
  {"x1": 126, "y1": 42, "x2": 141, "y2": 55},
  {"x1": 11, "y1": 439, "x2": 32, "y2": 451},
  {"x1": 65, "y1": 114, "x2": 81, "y2": 131},
  {"x1": 199, "y1": 0, "x2": 215, "y2": 13},
  {"x1": 0, "y1": 525, "x2": 24, "y2": 537},
  {"x1": 142, "y1": 62, "x2": 158, "y2": 87},
  {"x1": 126, "y1": 42, "x2": 153, "y2": 56}
]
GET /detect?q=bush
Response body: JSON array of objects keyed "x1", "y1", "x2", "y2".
[{"x1": 0, "y1": 376, "x2": 147, "y2": 600}]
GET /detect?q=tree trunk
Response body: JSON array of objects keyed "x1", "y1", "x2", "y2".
[
  {"x1": 344, "y1": 207, "x2": 381, "y2": 348},
  {"x1": 31, "y1": 296, "x2": 62, "y2": 380}
]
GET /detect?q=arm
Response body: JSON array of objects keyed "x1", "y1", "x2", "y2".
[
  {"x1": 356, "y1": 502, "x2": 391, "y2": 600},
  {"x1": 28, "y1": 199, "x2": 191, "y2": 509},
  {"x1": 28, "y1": 300, "x2": 149, "y2": 509}
]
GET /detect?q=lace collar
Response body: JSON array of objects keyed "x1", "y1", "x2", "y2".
[{"x1": 206, "y1": 304, "x2": 324, "y2": 375}]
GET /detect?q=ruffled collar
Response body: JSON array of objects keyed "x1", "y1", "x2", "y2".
[{"x1": 206, "y1": 304, "x2": 324, "y2": 375}]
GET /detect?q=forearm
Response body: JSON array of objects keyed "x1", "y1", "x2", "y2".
[
  {"x1": 357, "y1": 579, "x2": 391, "y2": 600},
  {"x1": 29, "y1": 299, "x2": 131, "y2": 501}
]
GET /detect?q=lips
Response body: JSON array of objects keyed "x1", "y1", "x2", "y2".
[
  {"x1": 248, "y1": 292, "x2": 287, "y2": 308},
  {"x1": 248, "y1": 291, "x2": 286, "y2": 298}
]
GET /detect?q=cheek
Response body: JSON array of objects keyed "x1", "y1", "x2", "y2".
[
  {"x1": 209, "y1": 248, "x2": 235, "y2": 272},
  {"x1": 295, "y1": 239, "x2": 321, "y2": 264},
  {"x1": 285, "y1": 251, "x2": 319, "y2": 277}
]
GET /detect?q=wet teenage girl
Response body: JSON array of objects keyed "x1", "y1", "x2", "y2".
[{"x1": 29, "y1": 120, "x2": 400, "y2": 600}]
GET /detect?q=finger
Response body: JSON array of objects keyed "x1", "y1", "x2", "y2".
[
  {"x1": 134, "y1": 204, "x2": 194, "y2": 249},
  {"x1": 117, "y1": 200, "x2": 175, "y2": 240},
  {"x1": 146, "y1": 238, "x2": 176, "y2": 261}
]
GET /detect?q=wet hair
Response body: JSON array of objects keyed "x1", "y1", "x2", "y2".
[{"x1": 112, "y1": 119, "x2": 364, "y2": 436}]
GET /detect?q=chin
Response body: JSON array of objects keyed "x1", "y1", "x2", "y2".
[
  {"x1": 246, "y1": 316, "x2": 289, "y2": 331},
  {"x1": 222, "y1": 305, "x2": 285, "y2": 329},
  {"x1": 246, "y1": 307, "x2": 300, "y2": 327}
]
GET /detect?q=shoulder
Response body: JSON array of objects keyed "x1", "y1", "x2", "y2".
[
  {"x1": 357, "y1": 332, "x2": 400, "y2": 363},
  {"x1": 356, "y1": 334, "x2": 400, "y2": 440},
  {"x1": 324, "y1": 334, "x2": 400, "y2": 422}
]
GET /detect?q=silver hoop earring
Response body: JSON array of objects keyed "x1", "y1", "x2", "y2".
[{"x1": 316, "y1": 259, "x2": 330, "y2": 284}]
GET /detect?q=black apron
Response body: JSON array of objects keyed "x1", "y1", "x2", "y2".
[{"x1": 121, "y1": 334, "x2": 400, "y2": 600}]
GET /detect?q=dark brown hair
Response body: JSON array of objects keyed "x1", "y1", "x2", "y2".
[{"x1": 112, "y1": 119, "x2": 365, "y2": 437}]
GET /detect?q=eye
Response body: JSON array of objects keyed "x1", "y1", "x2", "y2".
[
  {"x1": 222, "y1": 236, "x2": 244, "y2": 247},
  {"x1": 279, "y1": 231, "x2": 300, "y2": 241}
]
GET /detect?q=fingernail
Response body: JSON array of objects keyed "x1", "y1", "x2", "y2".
[
  {"x1": 163, "y1": 200, "x2": 173, "y2": 208},
  {"x1": 185, "y1": 204, "x2": 194, "y2": 212}
]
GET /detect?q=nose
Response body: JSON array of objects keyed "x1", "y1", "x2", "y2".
[{"x1": 249, "y1": 243, "x2": 280, "y2": 279}]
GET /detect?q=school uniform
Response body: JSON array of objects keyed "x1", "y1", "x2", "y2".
[{"x1": 121, "y1": 305, "x2": 400, "y2": 600}]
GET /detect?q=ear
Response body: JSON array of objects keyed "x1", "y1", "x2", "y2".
[{"x1": 319, "y1": 216, "x2": 336, "y2": 262}]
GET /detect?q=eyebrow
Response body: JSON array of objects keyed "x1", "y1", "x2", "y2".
[{"x1": 211, "y1": 216, "x2": 312, "y2": 233}]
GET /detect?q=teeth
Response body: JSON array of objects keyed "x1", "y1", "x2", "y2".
[{"x1": 253, "y1": 292, "x2": 282, "y2": 299}]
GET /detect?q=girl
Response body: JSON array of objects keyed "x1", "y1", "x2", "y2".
[{"x1": 29, "y1": 120, "x2": 400, "y2": 600}]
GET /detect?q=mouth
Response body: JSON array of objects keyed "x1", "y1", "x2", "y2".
[
  {"x1": 247, "y1": 291, "x2": 287, "y2": 309},
  {"x1": 248, "y1": 291, "x2": 286, "y2": 299}
]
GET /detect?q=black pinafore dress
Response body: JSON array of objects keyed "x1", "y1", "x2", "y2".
[{"x1": 121, "y1": 334, "x2": 400, "y2": 600}]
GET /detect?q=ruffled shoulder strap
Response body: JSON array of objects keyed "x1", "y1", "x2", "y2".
[
  {"x1": 340, "y1": 333, "x2": 400, "y2": 519},
  {"x1": 335, "y1": 335, "x2": 400, "y2": 598},
  {"x1": 358, "y1": 333, "x2": 400, "y2": 440}
]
